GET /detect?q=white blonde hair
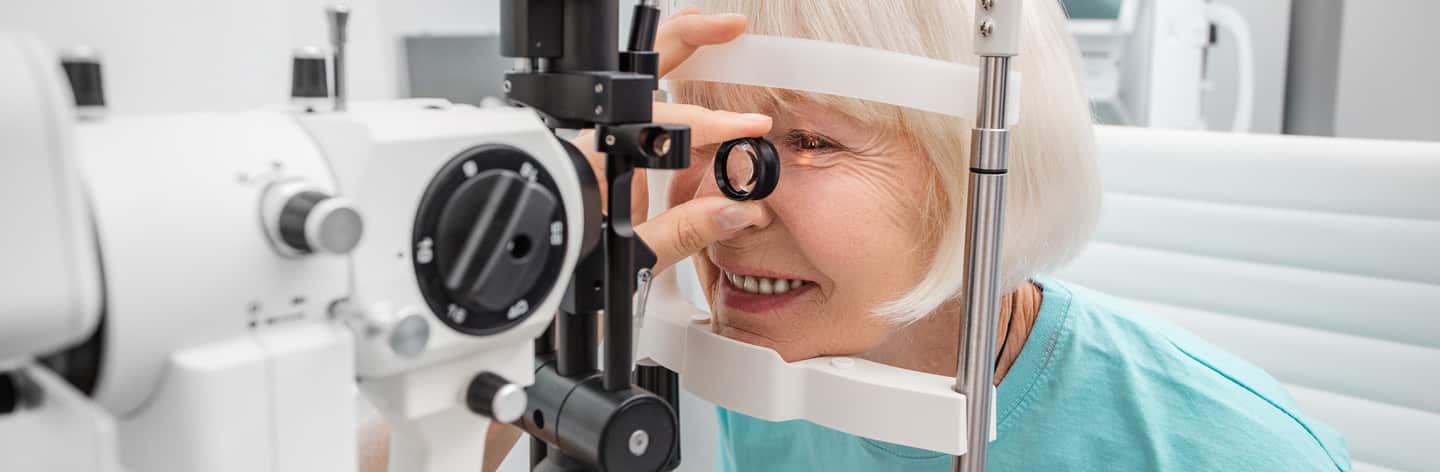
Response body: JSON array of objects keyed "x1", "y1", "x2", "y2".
[{"x1": 674, "y1": 0, "x2": 1101, "y2": 324}]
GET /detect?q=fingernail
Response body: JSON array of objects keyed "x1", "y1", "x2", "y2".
[
  {"x1": 739, "y1": 113, "x2": 770, "y2": 123},
  {"x1": 717, "y1": 204, "x2": 757, "y2": 232}
]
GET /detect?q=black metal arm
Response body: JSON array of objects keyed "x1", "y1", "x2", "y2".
[{"x1": 498, "y1": 1, "x2": 687, "y2": 471}]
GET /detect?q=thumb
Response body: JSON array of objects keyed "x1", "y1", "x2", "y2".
[{"x1": 635, "y1": 197, "x2": 770, "y2": 273}]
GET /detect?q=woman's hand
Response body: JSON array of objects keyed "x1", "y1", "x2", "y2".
[{"x1": 573, "y1": 7, "x2": 773, "y2": 273}]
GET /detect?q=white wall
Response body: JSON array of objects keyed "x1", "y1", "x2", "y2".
[
  {"x1": 1334, "y1": 0, "x2": 1440, "y2": 142},
  {"x1": 374, "y1": 0, "x2": 502, "y2": 97},
  {"x1": 0, "y1": 0, "x2": 396, "y2": 114}
]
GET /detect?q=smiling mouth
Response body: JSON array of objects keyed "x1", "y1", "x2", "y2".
[{"x1": 720, "y1": 271, "x2": 814, "y2": 295}]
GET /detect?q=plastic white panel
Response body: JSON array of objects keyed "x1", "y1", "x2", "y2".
[
  {"x1": 1092, "y1": 126, "x2": 1440, "y2": 219},
  {"x1": 1109, "y1": 297, "x2": 1440, "y2": 414},
  {"x1": 637, "y1": 270, "x2": 978, "y2": 456},
  {"x1": 1064, "y1": 126, "x2": 1440, "y2": 471},
  {"x1": 1355, "y1": 462, "x2": 1403, "y2": 472},
  {"x1": 1096, "y1": 193, "x2": 1440, "y2": 285},
  {"x1": 1059, "y1": 243, "x2": 1440, "y2": 349},
  {"x1": 1286, "y1": 385, "x2": 1440, "y2": 472}
]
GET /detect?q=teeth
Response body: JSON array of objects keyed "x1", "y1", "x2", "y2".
[{"x1": 724, "y1": 271, "x2": 807, "y2": 295}]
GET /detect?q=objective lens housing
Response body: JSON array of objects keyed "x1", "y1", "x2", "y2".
[{"x1": 714, "y1": 137, "x2": 779, "y2": 201}]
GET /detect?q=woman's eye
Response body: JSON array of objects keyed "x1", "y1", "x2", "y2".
[{"x1": 783, "y1": 131, "x2": 840, "y2": 154}]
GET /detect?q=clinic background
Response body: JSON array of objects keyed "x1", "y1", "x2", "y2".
[
  {"x1": 3, "y1": 0, "x2": 1438, "y2": 142},
  {"x1": 3, "y1": 1, "x2": 1436, "y2": 472}
]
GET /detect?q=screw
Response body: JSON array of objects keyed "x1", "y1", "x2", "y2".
[
  {"x1": 980, "y1": 20, "x2": 995, "y2": 38},
  {"x1": 503, "y1": 80, "x2": 511, "y2": 92},
  {"x1": 605, "y1": 135, "x2": 616, "y2": 146},
  {"x1": 981, "y1": 0, "x2": 994, "y2": 10},
  {"x1": 594, "y1": 83, "x2": 604, "y2": 94},
  {"x1": 628, "y1": 430, "x2": 650, "y2": 456},
  {"x1": 594, "y1": 105, "x2": 604, "y2": 116}
]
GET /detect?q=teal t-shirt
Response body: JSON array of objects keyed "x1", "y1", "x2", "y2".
[{"x1": 717, "y1": 278, "x2": 1351, "y2": 471}]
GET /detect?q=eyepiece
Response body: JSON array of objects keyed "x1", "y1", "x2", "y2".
[{"x1": 714, "y1": 137, "x2": 780, "y2": 201}]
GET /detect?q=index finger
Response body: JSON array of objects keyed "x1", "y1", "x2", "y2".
[
  {"x1": 653, "y1": 102, "x2": 772, "y2": 148},
  {"x1": 656, "y1": 11, "x2": 748, "y2": 78}
]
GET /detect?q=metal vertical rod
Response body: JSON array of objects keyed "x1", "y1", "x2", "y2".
[
  {"x1": 326, "y1": 4, "x2": 350, "y2": 111},
  {"x1": 954, "y1": 55, "x2": 1013, "y2": 472}
]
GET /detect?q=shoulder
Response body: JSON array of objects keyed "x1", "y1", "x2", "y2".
[{"x1": 1010, "y1": 278, "x2": 1350, "y2": 471}]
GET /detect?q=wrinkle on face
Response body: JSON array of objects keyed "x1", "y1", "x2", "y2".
[{"x1": 672, "y1": 102, "x2": 934, "y2": 363}]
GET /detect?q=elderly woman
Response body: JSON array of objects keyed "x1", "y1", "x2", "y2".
[{"x1": 365, "y1": 1, "x2": 1352, "y2": 471}]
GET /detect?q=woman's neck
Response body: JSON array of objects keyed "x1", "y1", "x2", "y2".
[{"x1": 860, "y1": 282, "x2": 1043, "y2": 385}]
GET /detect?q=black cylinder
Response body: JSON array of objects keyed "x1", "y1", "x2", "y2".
[
  {"x1": 59, "y1": 48, "x2": 104, "y2": 109},
  {"x1": 291, "y1": 47, "x2": 329, "y2": 99},
  {"x1": 627, "y1": 4, "x2": 661, "y2": 51},
  {"x1": 636, "y1": 365, "x2": 682, "y2": 470},
  {"x1": 557, "y1": 0, "x2": 619, "y2": 73},
  {"x1": 523, "y1": 360, "x2": 583, "y2": 446},
  {"x1": 556, "y1": 308, "x2": 598, "y2": 377},
  {"x1": 522, "y1": 362, "x2": 677, "y2": 471}
]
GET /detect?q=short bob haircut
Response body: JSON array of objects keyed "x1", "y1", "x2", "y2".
[{"x1": 673, "y1": 0, "x2": 1102, "y2": 324}]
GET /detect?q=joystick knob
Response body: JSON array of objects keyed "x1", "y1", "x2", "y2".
[
  {"x1": 467, "y1": 371, "x2": 526, "y2": 423},
  {"x1": 263, "y1": 180, "x2": 363, "y2": 256}
]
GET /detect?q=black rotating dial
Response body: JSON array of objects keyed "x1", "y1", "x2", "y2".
[{"x1": 413, "y1": 144, "x2": 569, "y2": 335}]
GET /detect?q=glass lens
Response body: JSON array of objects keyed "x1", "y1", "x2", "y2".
[{"x1": 725, "y1": 142, "x2": 758, "y2": 193}]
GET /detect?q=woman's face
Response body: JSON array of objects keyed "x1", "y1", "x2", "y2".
[{"x1": 670, "y1": 103, "x2": 934, "y2": 361}]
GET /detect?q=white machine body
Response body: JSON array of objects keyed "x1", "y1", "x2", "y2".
[
  {"x1": 297, "y1": 102, "x2": 584, "y2": 472},
  {"x1": 2, "y1": 30, "x2": 586, "y2": 472},
  {"x1": 637, "y1": 267, "x2": 991, "y2": 457},
  {"x1": 0, "y1": 31, "x2": 120, "y2": 472},
  {"x1": 74, "y1": 110, "x2": 357, "y2": 472},
  {"x1": 1069, "y1": 0, "x2": 1254, "y2": 132},
  {"x1": 0, "y1": 32, "x2": 102, "y2": 367}
]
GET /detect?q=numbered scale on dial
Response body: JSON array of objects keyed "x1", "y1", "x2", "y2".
[{"x1": 412, "y1": 144, "x2": 570, "y2": 335}]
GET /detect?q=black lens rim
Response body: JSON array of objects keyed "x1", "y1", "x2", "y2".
[{"x1": 714, "y1": 137, "x2": 780, "y2": 201}]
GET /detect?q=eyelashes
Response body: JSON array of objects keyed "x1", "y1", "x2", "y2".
[
  {"x1": 690, "y1": 129, "x2": 851, "y2": 164},
  {"x1": 780, "y1": 129, "x2": 847, "y2": 156}
]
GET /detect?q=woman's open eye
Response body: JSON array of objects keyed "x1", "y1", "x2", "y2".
[{"x1": 782, "y1": 130, "x2": 844, "y2": 155}]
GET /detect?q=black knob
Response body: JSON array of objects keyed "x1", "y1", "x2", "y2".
[
  {"x1": 290, "y1": 46, "x2": 329, "y2": 100},
  {"x1": 434, "y1": 169, "x2": 558, "y2": 313},
  {"x1": 466, "y1": 371, "x2": 526, "y2": 423},
  {"x1": 278, "y1": 191, "x2": 363, "y2": 254}
]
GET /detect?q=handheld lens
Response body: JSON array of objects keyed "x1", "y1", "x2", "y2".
[{"x1": 714, "y1": 137, "x2": 780, "y2": 201}]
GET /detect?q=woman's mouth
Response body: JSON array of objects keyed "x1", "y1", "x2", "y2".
[{"x1": 717, "y1": 270, "x2": 816, "y2": 313}]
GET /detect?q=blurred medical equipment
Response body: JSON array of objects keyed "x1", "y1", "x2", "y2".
[
  {"x1": 1065, "y1": 0, "x2": 1255, "y2": 132},
  {"x1": 0, "y1": 3, "x2": 591, "y2": 470},
  {"x1": 2, "y1": 1, "x2": 1027, "y2": 471},
  {"x1": 1059, "y1": 125, "x2": 1440, "y2": 472},
  {"x1": 0, "y1": 31, "x2": 121, "y2": 472}
]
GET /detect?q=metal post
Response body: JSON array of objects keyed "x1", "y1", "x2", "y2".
[
  {"x1": 955, "y1": 1, "x2": 1022, "y2": 471},
  {"x1": 326, "y1": 4, "x2": 350, "y2": 112}
]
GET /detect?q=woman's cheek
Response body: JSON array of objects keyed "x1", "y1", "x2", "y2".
[{"x1": 771, "y1": 171, "x2": 926, "y2": 290}]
